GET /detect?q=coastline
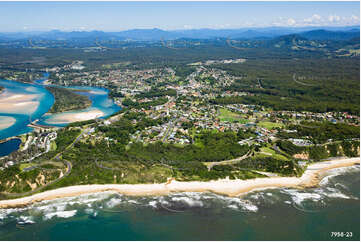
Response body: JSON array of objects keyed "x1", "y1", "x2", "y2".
[
  {"x1": 0, "y1": 157, "x2": 359, "y2": 209},
  {"x1": 42, "y1": 109, "x2": 105, "y2": 124}
]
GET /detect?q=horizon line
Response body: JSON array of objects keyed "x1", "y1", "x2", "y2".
[{"x1": 1, "y1": 25, "x2": 360, "y2": 33}]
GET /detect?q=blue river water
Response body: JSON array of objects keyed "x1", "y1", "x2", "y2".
[
  {"x1": 0, "y1": 78, "x2": 54, "y2": 140},
  {"x1": 0, "y1": 74, "x2": 120, "y2": 154},
  {"x1": 0, "y1": 138, "x2": 21, "y2": 157},
  {"x1": 37, "y1": 86, "x2": 120, "y2": 127},
  {"x1": 0, "y1": 165, "x2": 359, "y2": 241}
]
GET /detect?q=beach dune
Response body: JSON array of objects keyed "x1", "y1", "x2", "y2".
[{"x1": 0, "y1": 157, "x2": 359, "y2": 208}]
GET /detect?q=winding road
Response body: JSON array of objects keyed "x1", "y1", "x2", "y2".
[{"x1": 1, "y1": 127, "x2": 89, "y2": 198}]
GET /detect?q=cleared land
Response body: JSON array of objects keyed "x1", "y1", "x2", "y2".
[
  {"x1": 258, "y1": 121, "x2": 284, "y2": 130},
  {"x1": 218, "y1": 108, "x2": 248, "y2": 123},
  {"x1": 256, "y1": 146, "x2": 289, "y2": 161}
]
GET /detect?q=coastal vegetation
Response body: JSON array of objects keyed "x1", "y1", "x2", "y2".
[
  {"x1": 45, "y1": 86, "x2": 91, "y2": 113},
  {"x1": 0, "y1": 29, "x2": 359, "y2": 199},
  {"x1": 122, "y1": 97, "x2": 168, "y2": 110}
]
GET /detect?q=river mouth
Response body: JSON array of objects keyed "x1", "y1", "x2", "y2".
[
  {"x1": 37, "y1": 85, "x2": 120, "y2": 127},
  {"x1": 0, "y1": 74, "x2": 120, "y2": 154}
]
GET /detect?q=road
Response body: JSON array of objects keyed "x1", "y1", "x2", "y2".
[
  {"x1": 95, "y1": 158, "x2": 122, "y2": 171},
  {"x1": 204, "y1": 149, "x2": 254, "y2": 171},
  {"x1": 1, "y1": 160, "x2": 72, "y2": 198},
  {"x1": 292, "y1": 73, "x2": 315, "y2": 87},
  {"x1": 162, "y1": 117, "x2": 177, "y2": 142},
  {"x1": 52, "y1": 127, "x2": 90, "y2": 160},
  {"x1": 2, "y1": 128, "x2": 88, "y2": 198}
]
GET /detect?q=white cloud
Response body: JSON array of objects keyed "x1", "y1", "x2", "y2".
[
  {"x1": 303, "y1": 14, "x2": 322, "y2": 24},
  {"x1": 328, "y1": 15, "x2": 341, "y2": 22},
  {"x1": 351, "y1": 15, "x2": 359, "y2": 21},
  {"x1": 287, "y1": 18, "x2": 296, "y2": 26}
]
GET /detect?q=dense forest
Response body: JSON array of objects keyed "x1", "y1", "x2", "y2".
[
  {"x1": 276, "y1": 121, "x2": 360, "y2": 143},
  {"x1": 212, "y1": 58, "x2": 359, "y2": 114}
]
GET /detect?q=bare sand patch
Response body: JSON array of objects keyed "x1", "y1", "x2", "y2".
[
  {"x1": 44, "y1": 109, "x2": 104, "y2": 124},
  {"x1": 0, "y1": 157, "x2": 358, "y2": 208},
  {"x1": 0, "y1": 91, "x2": 39, "y2": 114},
  {"x1": 0, "y1": 116, "x2": 16, "y2": 130}
]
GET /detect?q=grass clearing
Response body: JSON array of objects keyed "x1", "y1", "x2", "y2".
[
  {"x1": 50, "y1": 141, "x2": 57, "y2": 151},
  {"x1": 258, "y1": 121, "x2": 284, "y2": 130},
  {"x1": 218, "y1": 108, "x2": 249, "y2": 123},
  {"x1": 19, "y1": 163, "x2": 37, "y2": 171},
  {"x1": 258, "y1": 147, "x2": 289, "y2": 161}
]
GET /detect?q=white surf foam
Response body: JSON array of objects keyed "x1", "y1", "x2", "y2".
[
  {"x1": 44, "y1": 210, "x2": 77, "y2": 220},
  {"x1": 17, "y1": 215, "x2": 35, "y2": 224}
]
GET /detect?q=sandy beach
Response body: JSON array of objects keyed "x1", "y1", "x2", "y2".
[
  {"x1": 0, "y1": 116, "x2": 16, "y2": 130},
  {"x1": 0, "y1": 157, "x2": 359, "y2": 208},
  {"x1": 44, "y1": 109, "x2": 104, "y2": 124},
  {"x1": 0, "y1": 91, "x2": 39, "y2": 114}
]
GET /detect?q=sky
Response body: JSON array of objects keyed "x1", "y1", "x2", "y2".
[{"x1": 0, "y1": 1, "x2": 359, "y2": 32}]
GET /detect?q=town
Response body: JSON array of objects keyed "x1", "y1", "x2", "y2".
[{"x1": 1, "y1": 58, "x2": 359, "y2": 173}]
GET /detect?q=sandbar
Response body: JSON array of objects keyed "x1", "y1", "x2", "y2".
[
  {"x1": 0, "y1": 90, "x2": 39, "y2": 114},
  {"x1": 0, "y1": 116, "x2": 16, "y2": 130},
  {"x1": 0, "y1": 157, "x2": 359, "y2": 208},
  {"x1": 44, "y1": 109, "x2": 104, "y2": 124}
]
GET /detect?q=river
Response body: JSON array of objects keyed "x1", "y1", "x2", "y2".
[{"x1": 0, "y1": 74, "x2": 120, "y2": 154}]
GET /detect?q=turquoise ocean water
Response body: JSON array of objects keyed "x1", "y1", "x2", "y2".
[{"x1": 0, "y1": 165, "x2": 359, "y2": 241}]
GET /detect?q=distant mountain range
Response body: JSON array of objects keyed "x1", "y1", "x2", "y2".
[{"x1": 0, "y1": 26, "x2": 359, "y2": 41}]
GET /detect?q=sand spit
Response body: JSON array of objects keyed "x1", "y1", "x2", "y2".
[
  {"x1": 0, "y1": 157, "x2": 359, "y2": 209},
  {"x1": 44, "y1": 109, "x2": 104, "y2": 124}
]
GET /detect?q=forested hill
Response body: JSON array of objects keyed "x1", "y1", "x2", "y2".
[{"x1": 0, "y1": 26, "x2": 359, "y2": 41}]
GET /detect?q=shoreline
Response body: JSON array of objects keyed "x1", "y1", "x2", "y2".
[
  {"x1": 41, "y1": 109, "x2": 105, "y2": 124},
  {"x1": 0, "y1": 157, "x2": 359, "y2": 209}
]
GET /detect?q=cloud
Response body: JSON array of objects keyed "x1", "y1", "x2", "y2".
[
  {"x1": 328, "y1": 15, "x2": 341, "y2": 22},
  {"x1": 303, "y1": 14, "x2": 322, "y2": 24},
  {"x1": 351, "y1": 15, "x2": 359, "y2": 21},
  {"x1": 298, "y1": 13, "x2": 359, "y2": 26},
  {"x1": 287, "y1": 18, "x2": 296, "y2": 26}
]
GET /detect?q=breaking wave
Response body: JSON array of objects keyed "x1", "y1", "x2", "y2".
[{"x1": 0, "y1": 165, "x2": 358, "y2": 222}]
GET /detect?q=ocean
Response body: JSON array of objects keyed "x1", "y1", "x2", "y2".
[{"x1": 0, "y1": 165, "x2": 359, "y2": 241}]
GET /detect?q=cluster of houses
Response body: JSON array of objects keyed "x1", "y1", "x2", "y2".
[{"x1": 0, "y1": 131, "x2": 57, "y2": 170}]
